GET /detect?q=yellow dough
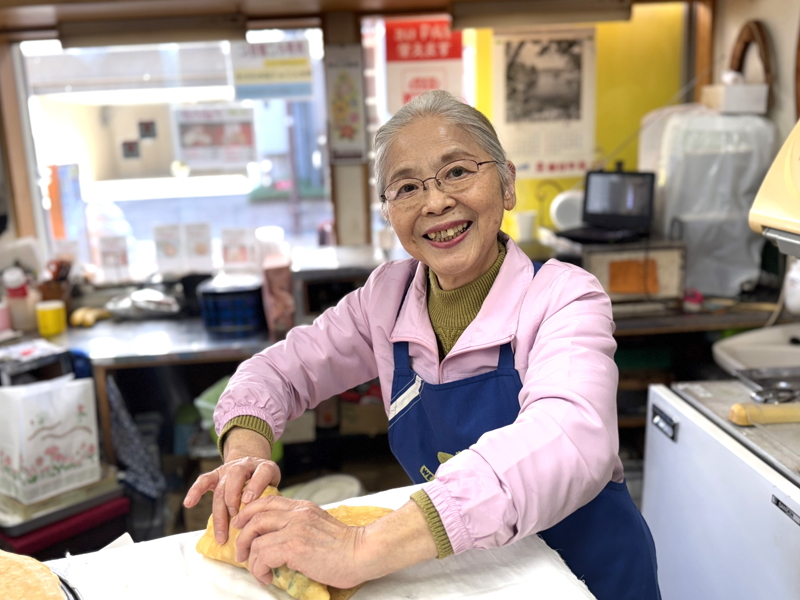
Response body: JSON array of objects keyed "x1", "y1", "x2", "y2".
[
  {"x1": 195, "y1": 487, "x2": 393, "y2": 600},
  {"x1": 0, "y1": 549, "x2": 65, "y2": 600}
]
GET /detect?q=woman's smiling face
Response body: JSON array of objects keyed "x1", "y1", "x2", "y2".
[{"x1": 384, "y1": 116, "x2": 516, "y2": 290}]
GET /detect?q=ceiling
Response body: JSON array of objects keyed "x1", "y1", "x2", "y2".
[
  {"x1": 0, "y1": 0, "x2": 640, "y2": 38},
  {"x1": 0, "y1": 0, "x2": 457, "y2": 35}
]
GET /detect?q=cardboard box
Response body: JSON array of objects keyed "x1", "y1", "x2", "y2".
[
  {"x1": 339, "y1": 403, "x2": 388, "y2": 437},
  {"x1": 280, "y1": 410, "x2": 316, "y2": 444},
  {"x1": 700, "y1": 84, "x2": 768, "y2": 114}
]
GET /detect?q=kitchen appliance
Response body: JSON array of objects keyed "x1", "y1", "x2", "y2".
[
  {"x1": 197, "y1": 273, "x2": 267, "y2": 337},
  {"x1": 577, "y1": 239, "x2": 685, "y2": 317},
  {"x1": 290, "y1": 246, "x2": 385, "y2": 326},
  {"x1": 748, "y1": 102, "x2": 800, "y2": 257},
  {"x1": 643, "y1": 382, "x2": 800, "y2": 600}
]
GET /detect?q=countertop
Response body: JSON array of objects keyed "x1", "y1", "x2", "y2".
[
  {"x1": 670, "y1": 380, "x2": 800, "y2": 489},
  {"x1": 46, "y1": 484, "x2": 596, "y2": 600},
  {"x1": 57, "y1": 318, "x2": 271, "y2": 368}
]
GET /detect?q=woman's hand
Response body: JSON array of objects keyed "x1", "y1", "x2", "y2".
[
  {"x1": 233, "y1": 497, "x2": 439, "y2": 589},
  {"x1": 183, "y1": 427, "x2": 278, "y2": 544},
  {"x1": 233, "y1": 495, "x2": 368, "y2": 589}
]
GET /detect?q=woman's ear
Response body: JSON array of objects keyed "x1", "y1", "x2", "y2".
[{"x1": 503, "y1": 161, "x2": 517, "y2": 211}]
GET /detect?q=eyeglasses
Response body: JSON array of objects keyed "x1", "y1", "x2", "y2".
[{"x1": 380, "y1": 159, "x2": 498, "y2": 203}]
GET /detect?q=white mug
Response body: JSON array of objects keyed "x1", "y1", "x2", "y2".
[{"x1": 515, "y1": 210, "x2": 538, "y2": 242}]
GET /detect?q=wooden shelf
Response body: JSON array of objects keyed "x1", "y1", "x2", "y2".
[
  {"x1": 614, "y1": 309, "x2": 791, "y2": 337},
  {"x1": 618, "y1": 415, "x2": 647, "y2": 429}
]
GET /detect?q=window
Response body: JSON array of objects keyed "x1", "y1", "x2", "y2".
[{"x1": 20, "y1": 29, "x2": 333, "y2": 281}]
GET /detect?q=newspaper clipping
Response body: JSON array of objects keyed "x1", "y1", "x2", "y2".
[{"x1": 493, "y1": 29, "x2": 596, "y2": 179}]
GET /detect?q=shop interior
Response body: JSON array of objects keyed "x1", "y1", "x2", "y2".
[{"x1": 0, "y1": 0, "x2": 798, "y2": 598}]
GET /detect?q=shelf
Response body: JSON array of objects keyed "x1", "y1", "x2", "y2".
[{"x1": 618, "y1": 415, "x2": 647, "y2": 429}]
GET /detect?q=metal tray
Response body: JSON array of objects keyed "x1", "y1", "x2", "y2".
[
  {"x1": 0, "y1": 487, "x2": 124, "y2": 537},
  {"x1": 733, "y1": 366, "x2": 800, "y2": 391},
  {"x1": 58, "y1": 574, "x2": 84, "y2": 600}
]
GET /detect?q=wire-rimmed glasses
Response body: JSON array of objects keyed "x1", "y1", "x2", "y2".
[{"x1": 380, "y1": 159, "x2": 498, "y2": 203}]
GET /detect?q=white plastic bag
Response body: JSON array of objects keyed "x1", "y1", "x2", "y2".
[
  {"x1": 0, "y1": 375, "x2": 101, "y2": 504},
  {"x1": 640, "y1": 106, "x2": 776, "y2": 297}
]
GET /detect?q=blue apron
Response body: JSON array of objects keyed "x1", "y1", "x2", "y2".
[{"x1": 387, "y1": 264, "x2": 661, "y2": 600}]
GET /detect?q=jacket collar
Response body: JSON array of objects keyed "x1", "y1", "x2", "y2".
[{"x1": 390, "y1": 234, "x2": 534, "y2": 352}]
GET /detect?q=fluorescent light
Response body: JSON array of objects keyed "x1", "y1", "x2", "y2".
[{"x1": 41, "y1": 86, "x2": 235, "y2": 106}]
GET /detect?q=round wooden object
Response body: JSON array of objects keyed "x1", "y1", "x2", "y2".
[{"x1": 728, "y1": 20, "x2": 774, "y2": 109}]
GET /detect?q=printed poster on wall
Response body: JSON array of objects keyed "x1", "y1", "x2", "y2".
[
  {"x1": 173, "y1": 105, "x2": 256, "y2": 170},
  {"x1": 493, "y1": 29, "x2": 596, "y2": 179},
  {"x1": 324, "y1": 44, "x2": 368, "y2": 164},
  {"x1": 231, "y1": 40, "x2": 312, "y2": 100},
  {"x1": 385, "y1": 17, "x2": 463, "y2": 115}
]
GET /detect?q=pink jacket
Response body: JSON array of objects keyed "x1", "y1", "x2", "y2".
[{"x1": 215, "y1": 237, "x2": 623, "y2": 555}]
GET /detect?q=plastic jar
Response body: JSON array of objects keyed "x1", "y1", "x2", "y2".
[{"x1": 2, "y1": 266, "x2": 39, "y2": 332}]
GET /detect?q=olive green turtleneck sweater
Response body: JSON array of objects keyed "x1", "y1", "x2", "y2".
[
  {"x1": 426, "y1": 241, "x2": 507, "y2": 359},
  {"x1": 219, "y1": 240, "x2": 508, "y2": 561}
]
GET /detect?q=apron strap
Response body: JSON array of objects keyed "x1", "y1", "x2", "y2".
[
  {"x1": 391, "y1": 264, "x2": 416, "y2": 371},
  {"x1": 395, "y1": 264, "x2": 417, "y2": 320},
  {"x1": 393, "y1": 341, "x2": 411, "y2": 370},
  {"x1": 498, "y1": 342, "x2": 515, "y2": 369}
]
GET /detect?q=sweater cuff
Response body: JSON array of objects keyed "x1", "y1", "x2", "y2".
[
  {"x1": 411, "y1": 489, "x2": 454, "y2": 559},
  {"x1": 217, "y1": 416, "x2": 274, "y2": 458}
]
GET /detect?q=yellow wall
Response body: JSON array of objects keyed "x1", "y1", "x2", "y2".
[{"x1": 466, "y1": 3, "x2": 686, "y2": 235}]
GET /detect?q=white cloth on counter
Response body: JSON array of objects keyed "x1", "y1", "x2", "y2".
[{"x1": 47, "y1": 484, "x2": 596, "y2": 600}]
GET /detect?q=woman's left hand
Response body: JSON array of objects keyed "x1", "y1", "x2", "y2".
[{"x1": 232, "y1": 495, "x2": 367, "y2": 589}]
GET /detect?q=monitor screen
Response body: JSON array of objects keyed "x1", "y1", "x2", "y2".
[{"x1": 583, "y1": 171, "x2": 655, "y2": 232}]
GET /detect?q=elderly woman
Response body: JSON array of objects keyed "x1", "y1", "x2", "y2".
[{"x1": 184, "y1": 90, "x2": 660, "y2": 600}]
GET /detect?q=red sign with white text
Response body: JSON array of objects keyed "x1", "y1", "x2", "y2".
[{"x1": 385, "y1": 19, "x2": 462, "y2": 62}]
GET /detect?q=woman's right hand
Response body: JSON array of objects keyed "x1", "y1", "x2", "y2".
[{"x1": 183, "y1": 427, "x2": 279, "y2": 544}]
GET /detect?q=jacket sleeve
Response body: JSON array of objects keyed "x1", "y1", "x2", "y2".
[
  {"x1": 213, "y1": 264, "x2": 393, "y2": 441},
  {"x1": 422, "y1": 266, "x2": 619, "y2": 555}
]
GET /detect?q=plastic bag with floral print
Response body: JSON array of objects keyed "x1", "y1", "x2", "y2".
[{"x1": 0, "y1": 374, "x2": 100, "y2": 504}]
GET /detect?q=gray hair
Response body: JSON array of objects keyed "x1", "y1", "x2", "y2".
[{"x1": 373, "y1": 90, "x2": 513, "y2": 202}]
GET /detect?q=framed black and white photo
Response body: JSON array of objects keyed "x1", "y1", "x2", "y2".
[{"x1": 493, "y1": 29, "x2": 596, "y2": 178}]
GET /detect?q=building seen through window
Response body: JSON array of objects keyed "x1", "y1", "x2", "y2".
[{"x1": 20, "y1": 29, "x2": 333, "y2": 281}]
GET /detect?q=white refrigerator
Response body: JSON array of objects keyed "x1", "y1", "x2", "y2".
[{"x1": 643, "y1": 383, "x2": 800, "y2": 600}]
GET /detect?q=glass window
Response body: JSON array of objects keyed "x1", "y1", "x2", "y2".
[{"x1": 20, "y1": 29, "x2": 332, "y2": 281}]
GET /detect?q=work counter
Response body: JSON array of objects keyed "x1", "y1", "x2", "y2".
[
  {"x1": 62, "y1": 318, "x2": 271, "y2": 368},
  {"x1": 47, "y1": 484, "x2": 596, "y2": 600},
  {"x1": 670, "y1": 379, "x2": 800, "y2": 489},
  {"x1": 54, "y1": 305, "x2": 785, "y2": 465}
]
